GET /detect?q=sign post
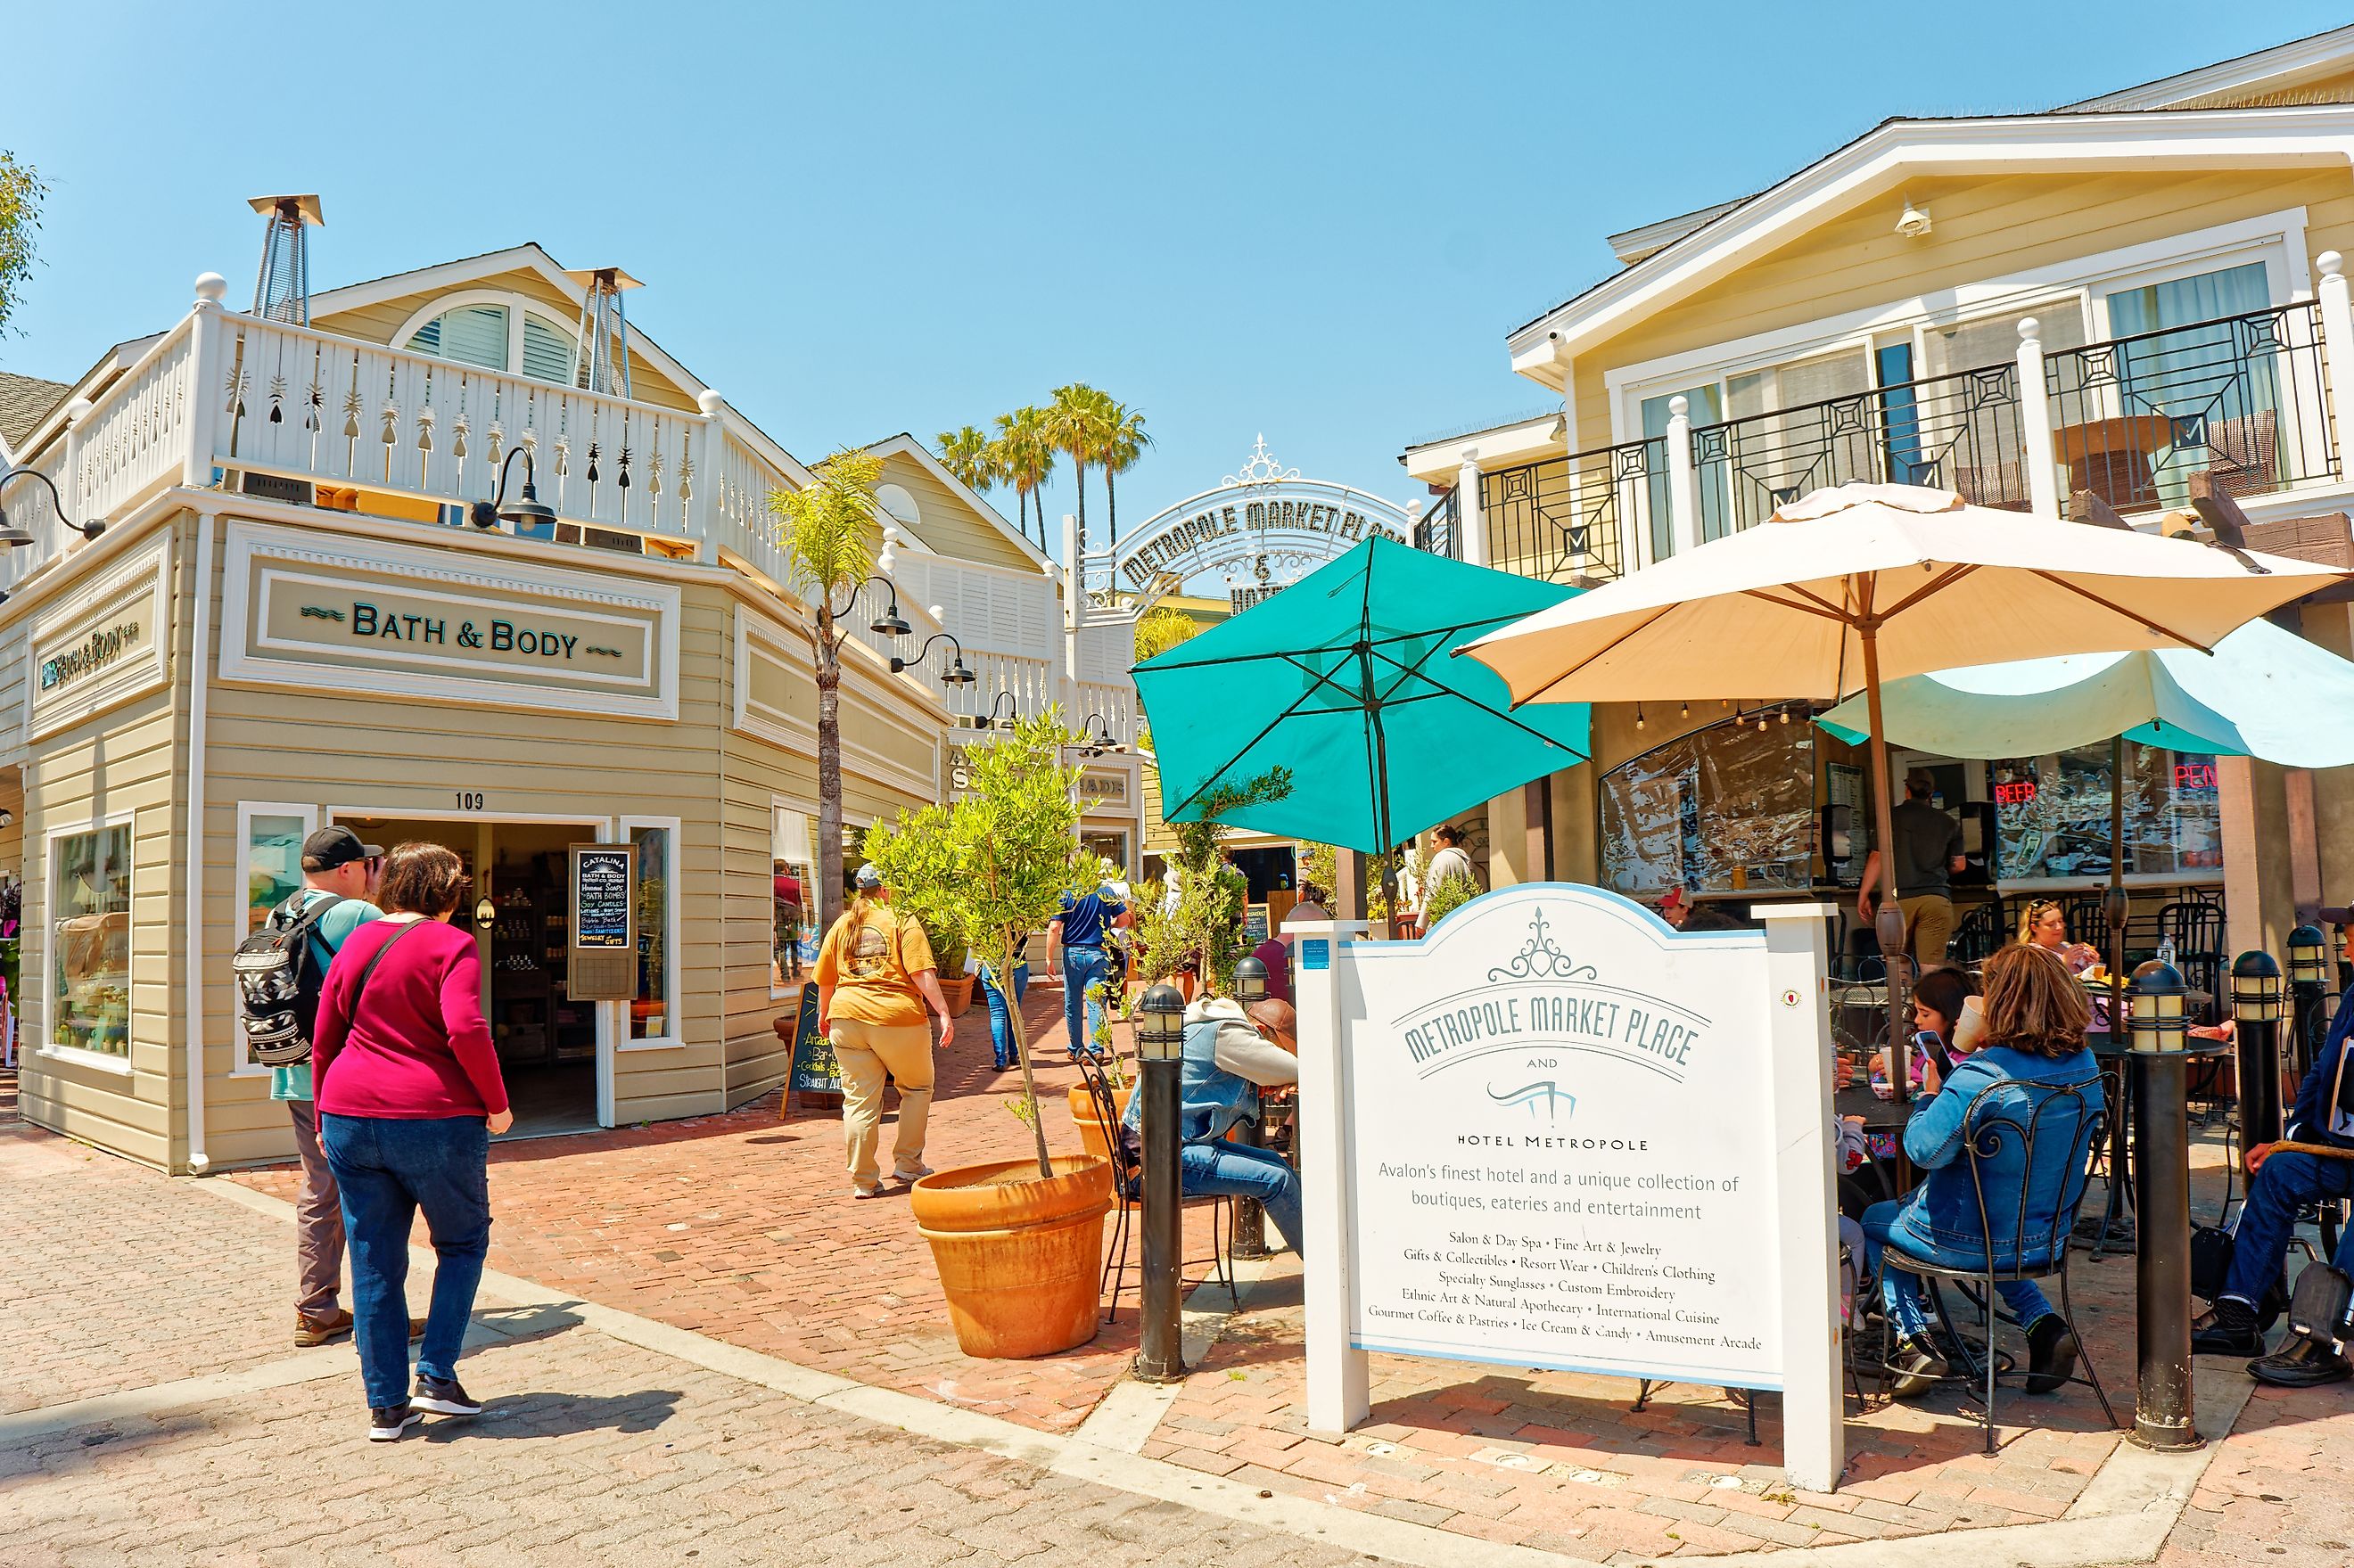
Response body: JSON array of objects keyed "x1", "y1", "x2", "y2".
[{"x1": 1289, "y1": 887, "x2": 1844, "y2": 1491}]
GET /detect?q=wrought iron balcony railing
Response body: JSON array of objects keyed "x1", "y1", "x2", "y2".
[
  {"x1": 1483, "y1": 438, "x2": 1658, "y2": 585},
  {"x1": 1413, "y1": 483, "x2": 1461, "y2": 560}
]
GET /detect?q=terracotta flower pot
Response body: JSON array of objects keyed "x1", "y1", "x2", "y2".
[
  {"x1": 1066, "y1": 1081, "x2": 1137, "y2": 1165},
  {"x1": 939, "y1": 973, "x2": 976, "y2": 1018},
  {"x1": 910, "y1": 1154, "x2": 1114, "y2": 1359}
]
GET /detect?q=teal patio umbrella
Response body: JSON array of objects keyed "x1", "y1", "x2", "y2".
[{"x1": 1134, "y1": 537, "x2": 1591, "y2": 883}]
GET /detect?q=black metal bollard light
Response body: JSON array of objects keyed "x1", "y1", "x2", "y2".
[
  {"x1": 1226, "y1": 956, "x2": 1274, "y2": 1260},
  {"x1": 2231, "y1": 950, "x2": 2286, "y2": 1154},
  {"x1": 2288, "y1": 924, "x2": 2331, "y2": 1085},
  {"x1": 2128, "y1": 959, "x2": 2206, "y2": 1453},
  {"x1": 1134, "y1": 981, "x2": 1189, "y2": 1383}
]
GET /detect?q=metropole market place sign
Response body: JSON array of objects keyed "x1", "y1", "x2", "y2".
[{"x1": 1289, "y1": 884, "x2": 1845, "y2": 1491}]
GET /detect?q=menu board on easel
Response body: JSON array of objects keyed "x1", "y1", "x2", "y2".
[
  {"x1": 785, "y1": 981, "x2": 841, "y2": 1105},
  {"x1": 567, "y1": 843, "x2": 638, "y2": 999}
]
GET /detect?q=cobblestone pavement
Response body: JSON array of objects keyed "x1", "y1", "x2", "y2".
[{"x1": 230, "y1": 983, "x2": 1225, "y2": 1435}]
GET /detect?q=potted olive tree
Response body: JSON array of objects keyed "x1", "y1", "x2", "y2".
[{"x1": 882, "y1": 711, "x2": 1115, "y2": 1358}]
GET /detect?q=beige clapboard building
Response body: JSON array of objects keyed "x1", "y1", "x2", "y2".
[
  {"x1": 0, "y1": 235, "x2": 1119, "y2": 1172},
  {"x1": 1402, "y1": 26, "x2": 2354, "y2": 964}
]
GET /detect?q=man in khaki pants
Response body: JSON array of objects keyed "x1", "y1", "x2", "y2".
[{"x1": 814, "y1": 864, "x2": 956, "y2": 1197}]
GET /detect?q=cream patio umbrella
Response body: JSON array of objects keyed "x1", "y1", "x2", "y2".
[{"x1": 1459, "y1": 482, "x2": 2345, "y2": 1074}]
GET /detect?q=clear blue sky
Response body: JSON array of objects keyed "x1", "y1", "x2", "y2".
[{"x1": 4, "y1": 3, "x2": 2345, "y2": 553}]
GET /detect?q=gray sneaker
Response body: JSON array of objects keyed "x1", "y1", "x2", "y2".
[{"x1": 368, "y1": 1403, "x2": 423, "y2": 1441}]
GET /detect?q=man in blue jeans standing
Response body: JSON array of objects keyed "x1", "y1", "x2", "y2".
[
  {"x1": 2194, "y1": 983, "x2": 2354, "y2": 1383},
  {"x1": 1048, "y1": 881, "x2": 1130, "y2": 1061},
  {"x1": 1120, "y1": 994, "x2": 1304, "y2": 1253}
]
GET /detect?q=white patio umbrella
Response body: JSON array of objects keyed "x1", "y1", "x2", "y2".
[{"x1": 1460, "y1": 483, "x2": 2344, "y2": 1071}]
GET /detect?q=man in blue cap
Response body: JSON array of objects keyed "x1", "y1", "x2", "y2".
[{"x1": 1048, "y1": 881, "x2": 1131, "y2": 1061}]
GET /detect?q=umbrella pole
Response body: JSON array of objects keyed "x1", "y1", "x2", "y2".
[{"x1": 1860, "y1": 620, "x2": 1912, "y2": 1104}]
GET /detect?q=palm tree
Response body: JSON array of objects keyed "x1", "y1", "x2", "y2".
[
  {"x1": 1096, "y1": 399, "x2": 1150, "y2": 546},
  {"x1": 935, "y1": 424, "x2": 996, "y2": 497},
  {"x1": 1045, "y1": 383, "x2": 1112, "y2": 554},
  {"x1": 768, "y1": 447, "x2": 885, "y2": 933},
  {"x1": 993, "y1": 406, "x2": 1057, "y2": 546}
]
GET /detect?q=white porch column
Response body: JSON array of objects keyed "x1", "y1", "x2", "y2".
[
  {"x1": 59, "y1": 397, "x2": 92, "y2": 544},
  {"x1": 1665, "y1": 395, "x2": 1700, "y2": 555},
  {"x1": 182, "y1": 274, "x2": 229, "y2": 491},
  {"x1": 1058, "y1": 513, "x2": 1082, "y2": 725},
  {"x1": 1456, "y1": 453, "x2": 1486, "y2": 567},
  {"x1": 2017, "y1": 317, "x2": 2061, "y2": 517},
  {"x1": 690, "y1": 388, "x2": 723, "y2": 563},
  {"x1": 2315, "y1": 252, "x2": 2354, "y2": 464}
]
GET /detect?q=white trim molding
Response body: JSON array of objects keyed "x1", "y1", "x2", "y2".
[{"x1": 1510, "y1": 106, "x2": 2354, "y2": 380}]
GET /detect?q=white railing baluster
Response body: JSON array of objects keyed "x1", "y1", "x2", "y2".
[{"x1": 2017, "y1": 317, "x2": 2061, "y2": 517}]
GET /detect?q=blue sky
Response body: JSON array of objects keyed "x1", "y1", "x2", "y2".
[{"x1": 4, "y1": 3, "x2": 2345, "y2": 553}]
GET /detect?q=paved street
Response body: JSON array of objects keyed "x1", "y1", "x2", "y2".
[{"x1": 11, "y1": 1027, "x2": 2354, "y2": 1568}]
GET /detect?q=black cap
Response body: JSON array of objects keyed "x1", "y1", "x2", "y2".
[{"x1": 300, "y1": 825, "x2": 383, "y2": 872}]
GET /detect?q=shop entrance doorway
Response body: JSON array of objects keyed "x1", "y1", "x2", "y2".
[{"x1": 333, "y1": 813, "x2": 605, "y2": 1139}]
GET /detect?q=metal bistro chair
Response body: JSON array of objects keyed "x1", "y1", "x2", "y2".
[
  {"x1": 1073, "y1": 1050, "x2": 1239, "y2": 1325},
  {"x1": 1949, "y1": 900, "x2": 2006, "y2": 967},
  {"x1": 1880, "y1": 1078, "x2": 2121, "y2": 1454}
]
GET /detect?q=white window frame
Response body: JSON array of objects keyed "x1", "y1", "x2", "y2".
[
  {"x1": 231, "y1": 800, "x2": 320, "y2": 1077},
  {"x1": 1607, "y1": 207, "x2": 2310, "y2": 442},
  {"x1": 617, "y1": 815, "x2": 684, "y2": 1053},
  {"x1": 388, "y1": 290, "x2": 583, "y2": 383},
  {"x1": 770, "y1": 796, "x2": 818, "y2": 1000},
  {"x1": 39, "y1": 809, "x2": 139, "y2": 1076}
]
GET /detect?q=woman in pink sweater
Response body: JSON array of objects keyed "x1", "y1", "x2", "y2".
[{"x1": 314, "y1": 841, "x2": 511, "y2": 1441}]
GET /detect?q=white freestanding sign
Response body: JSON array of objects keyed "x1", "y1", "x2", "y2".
[{"x1": 1289, "y1": 885, "x2": 1844, "y2": 1490}]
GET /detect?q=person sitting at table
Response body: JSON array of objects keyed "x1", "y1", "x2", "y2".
[
  {"x1": 1862, "y1": 943, "x2": 2103, "y2": 1398},
  {"x1": 1869, "y1": 966, "x2": 1983, "y2": 1096},
  {"x1": 2018, "y1": 899, "x2": 2101, "y2": 976},
  {"x1": 2191, "y1": 981, "x2": 2354, "y2": 1378},
  {"x1": 1118, "y1": 991, "x2": 1303, "y2": 1255}
]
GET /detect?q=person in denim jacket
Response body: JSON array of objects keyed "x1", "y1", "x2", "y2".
[{"x1": 1862, "y1": 943, "x2": 2103, "y2": 1397}]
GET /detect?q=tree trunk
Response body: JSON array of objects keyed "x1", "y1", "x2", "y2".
[
  {"x1": 1001, "y1": 932, "x2": 1054, "y2": 1179},
  {"x1": 816, "y1": 606, "x2": 845, "y2": 936},
  {"x1": 1106, "y1": 468, "x2": 1118, "y2": 547},
  {"x1": 1073, "y1": 458, "x2": 1088, "y2": 555}
]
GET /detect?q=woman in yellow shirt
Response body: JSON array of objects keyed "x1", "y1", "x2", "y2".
[{"x1": 814, "y1": 864, "x2": 956, "y2": 1197}]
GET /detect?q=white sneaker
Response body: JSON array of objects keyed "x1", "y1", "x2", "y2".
[
  {"x1": 852, "y1": 1182, "x2": 885, "y2": 1199},
  {"x1": 893, "y1": 1163, "x2": 934, "y2": 1184}
]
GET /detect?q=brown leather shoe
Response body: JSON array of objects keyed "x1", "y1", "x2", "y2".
[{"x1": 294, "y1": 1309, "x2": 354, "y2": 1347}]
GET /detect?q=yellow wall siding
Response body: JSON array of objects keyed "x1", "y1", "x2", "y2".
[
  {"x1": 876, "y1": 452, "x2": 1033, "y2": 572},
  {"x1": 313, "y1": 265, "x2": 699, "y2": 413},
  {"x1": 13, "y1": 515, "x2": 193, "y2": 1170},
  {"x1": 1572, "y1": 167, "x2": 2354, "y2": 439}
]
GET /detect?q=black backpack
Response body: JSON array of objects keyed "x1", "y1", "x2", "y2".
[{"x1": 232, "y1": 894, "x2": 347, "y2": 1066}]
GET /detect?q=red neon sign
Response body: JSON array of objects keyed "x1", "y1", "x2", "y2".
[
  {"x1": 2175, "y1": 762, "x2": 2218, "y2": 790},
  {"x1": 1994, "y1": 780, "x2": 2037, "y2": 806}
]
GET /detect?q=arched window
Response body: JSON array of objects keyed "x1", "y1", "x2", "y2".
[
  {"x1": 875, "y1": 482, "x2": 922, "y2": 530},
  {"x1": 399, "y1": 292, "x2": 582, "y2": 386}
]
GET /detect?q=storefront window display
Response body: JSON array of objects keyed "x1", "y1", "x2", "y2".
[
  {"x1": 1601, "y1": 718, "x2": 1816, "y2": 899},
  {"x1": 625, "y1": 819, "x2": 677, "y2": 1042},
  {"x1": 772, "y1": 805, "x2": 815, "y2": 995},
  {"x1": 238, "y1": 806, "x2": 315, "y2": 1068},
  {"x1": 1991, "y1": 742, "x2": 2222, "y2": 883},
  {"x1": 50, "y1": 822, "x2": 133, "y2": 1058}
]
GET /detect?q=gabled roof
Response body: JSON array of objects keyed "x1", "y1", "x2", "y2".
[
  {"x1": 854, "y1": 432, "x2": 1051, "y2": 571},
  {"x1": 2063, "y1": 23, "x2": 2354, "y2": 111},
  {"x1": 1506, "y1": 102, "x2": 2354, "y2": 386},
  {"x1": 307, "y1": 242, "x2": 711, "y2": 404},
  {"x1": 0, "y1": 371, "x2": 71, "y2": 456}
]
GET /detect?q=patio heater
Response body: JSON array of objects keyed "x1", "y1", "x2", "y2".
[
  {"x1": 2230, "y1": 950, "x2": 2287, "y2": 1161},
  {"x1": 1133, "y1": 981, "x2": 1189, "y2": 1383},
  {"x1": 566, "y1": 266, "x2": 642, "y2": 398},
  {"x1": 1227, "y1": 956, "x2": 1274, "y2": 1260},
  {"x1": 2287, "y1": 924, "x2": 2332, "y2": 1084},
  {"x1": 2128, "y1": 958, "x2": 2218, "y2": 1453},
  {"x1": 248, "y1": 193, "x2": 322, "y2": 324}
]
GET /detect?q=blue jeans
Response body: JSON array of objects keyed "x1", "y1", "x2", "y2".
[
  {"x1": 1861, "y1": 1199, "x2": 2054, "y2": 1341},
  {"x1": 980, "y1": 961, "x2": 1029, "y2": 1070},
  {"x1": 2222, "y1": 1149, "x2": 2354, "y2": 1307},
  {"x1": 321, "y1": 1113, "x2": 491, "y2": 1409},
  {"x1": 1062, "y1": 946, "x2": 1110, "y2": 1058},
  {"x1": 1181, "y1": 1139, "x2": 1304, "y2": 1255}
]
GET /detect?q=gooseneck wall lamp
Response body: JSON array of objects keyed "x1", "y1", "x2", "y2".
[
  {"x1": 891, "y1": 631, "x2": 976, "y2": 686},
  {"x1": 469, "y1": 447, "x2": 557, "y2": 532},
  {"x1": 0, "y1": 467, "x2": 107, "y2": 547},
  {"x1": 974, "y1": 691, "x2": 1019, "y2": 730},
  {"x1": 828, "y1": 574, "x2": 910, "y2": 638}
]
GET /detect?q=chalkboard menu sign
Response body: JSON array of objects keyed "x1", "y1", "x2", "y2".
[
  {"x1": 785, "y1": 981, "x2": 840, "y2": 1101},
  {"x1": 1243, "y1": 905, "x2": 1270, "y2": 945},
  {"x1": 568, "y1": 843, "x2": 638, "y2": 1000}
]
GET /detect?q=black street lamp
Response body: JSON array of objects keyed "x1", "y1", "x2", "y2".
[
  {"x1": 2128, "y1": 958, "x2": 2216, "y2": 1453},
  {"x1": 1227, "y1": 955, "x2": 1275, "y2": 1260},
  {"x1": 0, "y1": 467, "x2": 106, "y2": 548},
  {"x1": 2232, "y1": 950, "x2": 2287, "y2": 1160},
  {"x1": 2288, "y1": 924, "x2": 2332, "y2": 1084},
  {"x1": 891, "y1": 631, "x2": 975, "y2": 687},
  {"x1": 468, "y1": 447, "x2": 557, "y2": 532},
  {"x1": 1134, "y1": 981, "x2": 1189, "y2": 1383}
]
